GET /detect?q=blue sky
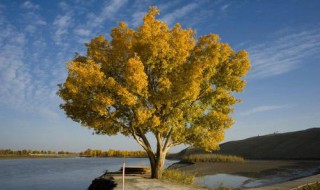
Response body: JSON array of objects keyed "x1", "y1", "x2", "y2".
[{"x1": 0, "y1": 0, "x2": 319, "y2": 152}]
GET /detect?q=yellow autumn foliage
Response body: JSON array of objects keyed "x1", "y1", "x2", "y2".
[{"x1": 58, "y1": 6, "x2": 250, "y2": 178}]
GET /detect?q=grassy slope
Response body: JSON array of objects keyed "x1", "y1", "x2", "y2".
[{"x1": 170, "y1": 128, "x2": 320, "y2": 160}]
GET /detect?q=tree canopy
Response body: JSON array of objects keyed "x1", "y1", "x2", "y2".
[{"x1": 58, "y1": 6, "x2": 250, "y2": 178}]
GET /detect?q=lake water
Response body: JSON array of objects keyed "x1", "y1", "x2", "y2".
[{"x1": 0, "y1": 157, "x2": 176, "y2": 190}]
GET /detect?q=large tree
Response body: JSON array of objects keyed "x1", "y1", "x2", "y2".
[{"x1": 58, "y1": 7, "x2": 250, "y2": 179}]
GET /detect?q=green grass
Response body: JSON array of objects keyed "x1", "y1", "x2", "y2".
[
  {"x1": 292, "y1": 182, "x2": 320, "y2": 190},
  {"x1": 181, "y1": 154, "x2": 245, "y2": 163},
  {"x1": 162, "y1": 169, "x2": 195, "y2": 185}
]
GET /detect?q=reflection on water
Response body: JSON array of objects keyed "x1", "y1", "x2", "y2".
[{"x1": 0, "y1": 157, "x2": 177, "y2": 190}]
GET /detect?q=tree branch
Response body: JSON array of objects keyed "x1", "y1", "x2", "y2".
[
  {"x1": 166, "y1": 142, "x2": 181, "y2": 151},
  {"x1": 137, "y1": 127, "x2": 153, "y2": 153},
  {"x1": 162, "y1": 127, "x2": 173, "y2": 152},
  {"x1": 130, "y1": 127, "x2": 148, "y2": 151}
]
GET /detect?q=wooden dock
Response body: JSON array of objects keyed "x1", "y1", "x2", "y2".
[{"x1": 120, "y1": 166, "x2": 150, "y2": 174}]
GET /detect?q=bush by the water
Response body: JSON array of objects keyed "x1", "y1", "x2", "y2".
[
  {"x1": 182, "y1": 154, "x2": 245, "y2": 163},
  {"x1": 162, "y1": 169, "x2": 194, "y2": 185}
]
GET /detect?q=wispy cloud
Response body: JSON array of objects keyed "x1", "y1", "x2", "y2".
[
  {"x1": 53, "y1": 12, "x2": 73, "y2": 46},
  {"x1": 21, "y1": 1, "x2": 40, "y2": 10},
  {"x1": 92, "y1": 0, "x2": 128, "y2": 27},
  {"x1": 0, "y1": 8, "x2": 64, "y2": 119},
  {"x1": 239, "y1": 105, "x2": 287, "y2": 116},
  {"x1": 161, "y1": 3, "x2": 198, "y2": 26},
  {"x1": 248, "y1": 28, "x2": 320, "y2": 78},
  {"x1": 20, "y1": 4, "x2": 47, "y2": 36},
  {"x1": 73, "y1": 0, "x2": 127, "y2": 39},
  {"x1": 74, "y1": 28, "x2": 91, "y2": 37},
  {"x1": 0, "y1": 25, "x2": 31, "y2": 108},
  {"x1": 221, "y1": 3, "x2": 230, "y2": 12},
  {"x1": 23, "y1": 11, "x2": 47, "y2": 26}
]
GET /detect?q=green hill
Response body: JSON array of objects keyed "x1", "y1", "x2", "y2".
[{"x1": 170, "y1": 128, "x2": 320, "y2": 160}]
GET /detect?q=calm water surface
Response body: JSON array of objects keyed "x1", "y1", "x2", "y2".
[{"x1": 0, "y1": 157, "x2": 175, "y2": 190}]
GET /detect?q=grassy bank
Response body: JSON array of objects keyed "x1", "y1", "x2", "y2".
[
  {"x1": 181, "y1": 154, "x2": 245, "y2": 163},
  {"x1": 162, "y1": 169, "x2": 195, "y2": 185}
]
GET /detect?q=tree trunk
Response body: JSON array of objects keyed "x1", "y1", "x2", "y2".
[
  {"x1": 150, "y1": 149, "x2": 166, "y2": 179},
  {"x1": 131, "y1": 130, "x2": 169, "y2": 179}
]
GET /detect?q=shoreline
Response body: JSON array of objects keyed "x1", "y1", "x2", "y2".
[
  {"x1": 89, "y1": 172, "x2": 207, "y2": 190},
  {"x1": 175, "y1": 160, "x2": 320, "y2": 189},
  {"x1": 89, "y1": 165, "x2": 320, "y2": 190}
]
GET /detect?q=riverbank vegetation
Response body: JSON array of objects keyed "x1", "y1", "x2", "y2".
[
  {"x1": 181, "y1": 154, "x2": 245, "y2": 163},
  {"x1": 0, "y1": 148, "x2": 147, "y2": 159},
  {"x1": 162, "y1": 169, "x2": 195, "y2": 185},
  {"x1": 79, "y1": 149, "x2": 147, "y2": 157},
  {"x1": 0, "y1": 149, "x2": 77, "y2": 156}
]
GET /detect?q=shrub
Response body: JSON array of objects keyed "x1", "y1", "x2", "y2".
[{"x1": 181, "y1": 154, "x2": 245, "y2": 163}]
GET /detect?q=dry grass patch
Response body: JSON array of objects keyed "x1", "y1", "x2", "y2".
[
  {"x1": 181, "y1": 154, "x2": 245, "y2": 163},
  {"x1": 162, "y1": 169, "x2": 194, "y2": 185}
]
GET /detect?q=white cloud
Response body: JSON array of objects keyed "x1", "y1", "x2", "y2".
[
  {"x1": 53, "y1": 12, "x2": 73, "y2": 45},
  {"x1": 0, "y1": 25, "x2": 31, "y2": 108},
  {"x1": 239, "y1": 105, "x2": 287, "y2": 116},
  {"x1": 161, "y1": 3, "x2": 198, "y2": 26},
  {"x1": 21, "y1": 10, "x2": 47, "y2": 36},
  {"x1": 74, "y1": 28, "x2": 91, "y2": 36},
  {"x1": 221, "y1": 4, "x2": 230, "y2": 12},
  {"x1": 24, "y1": 12, "x2": 47, "y2": 25},
  {"x1": 73, "y1": 0, "x2": 127, "y2": 39},
  {"x1": 157, "y1": 1, "x2": 180, "y2": 12},
  {"x1": 58, "y1": 1, "x2": 69, "y2": 11},
  {"x1": 91, "y1": 0, "x2": 128, "y2": 28},
  {"x1": 248, "y1": 28, "x2": 320, "y2": 78},
  {"x1": 21, "y1": 1, "x2": 40, "y2": 10},
  {"x1": 0, "y1": 11, "x2": 62, "y2": 119}
]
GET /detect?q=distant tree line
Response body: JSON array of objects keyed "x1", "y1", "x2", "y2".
[
  {"x1": 0, "y1": 149, "x2": 148, "y2": 158},
  {"x1": 0, "y1": 149, "x2": 77, "y2": 156},
  {"x1": 79, "y1": 149, "x2": 147, "y2": 158}
]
